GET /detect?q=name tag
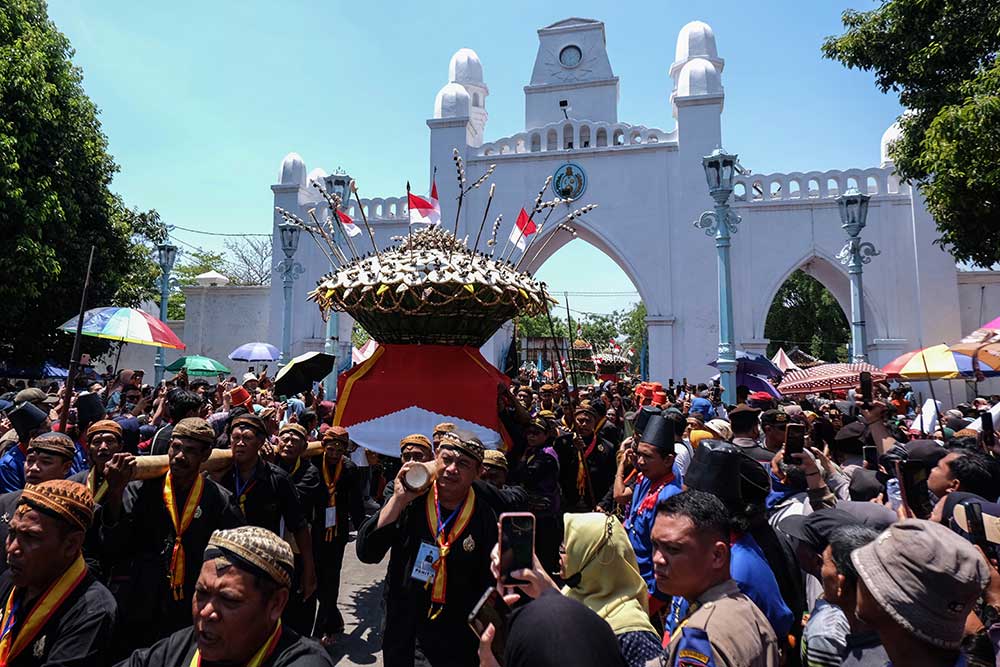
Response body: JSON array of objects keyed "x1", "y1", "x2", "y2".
[
  {"x1": 325, "y1": 506, "x2": 337, "y2": 528},
  {"x1": 411, "y1": 541, "x2": 440, "y2": 583}
]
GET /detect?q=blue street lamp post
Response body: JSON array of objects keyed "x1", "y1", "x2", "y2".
[
  {"x1": 154, "y1": 243, "x2": 177, "y2": 385},
  {"x1": 836, "y1": 187, "x2": 878, "y2": 362},
  {"x1": 277, "y1": 222, "x2": 305, "y2": 364},
  {"x1": 322, "y1": 171, "x2": 352, "y2": 397},
  {"x1": 695, "y1": 148, "x2": 742, "y2": 404}
]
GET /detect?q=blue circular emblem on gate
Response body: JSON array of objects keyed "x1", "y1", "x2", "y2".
[{"x1": 552, "y1": 163, "x2": 587, "y2": 201}]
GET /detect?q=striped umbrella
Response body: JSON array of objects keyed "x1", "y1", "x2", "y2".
[
  {"x1": 777, "y1": 362, "x2": 885, "y2": 396},
  {"x1": 949, "y1": 316, "x2": 1000, "y2": 373},
  {"x1": 228, "y1": 342, "x2": 280, "y2": 362},
  {"x1": 59, "y1": 307, "x2": 185, "y2": 349},
  {"x1": 882, "y1": 344, "x2": 977, "y2": 380}
]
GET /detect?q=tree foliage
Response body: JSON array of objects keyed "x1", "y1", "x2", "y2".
[
  {"x1": 517, "y1": 301, "x2": 646, "y2": 371},
  {"x1": 224, "y1": 237, "x2": 272, "y2": 286},
  {"x1": 764, "y1": 270, "x2": 849, "y2": 362},
  {"x1": 0, "y1": 0, "x2": 165, "y2": 364},
  {"x1": 822, "y1": 0, "x2": 1000, "y2": 267}
]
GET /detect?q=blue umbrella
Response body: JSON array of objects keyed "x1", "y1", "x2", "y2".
[
  {"x1": 229, "y1": 342, "x2": 280, "y2": 362},
  {"x1": 709, "y1": 350, "x2": 783, "y2": 380}
]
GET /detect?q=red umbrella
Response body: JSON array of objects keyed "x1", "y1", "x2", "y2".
[{"x1": 777, "y1": 362, "x2": 886, "y2": 396}]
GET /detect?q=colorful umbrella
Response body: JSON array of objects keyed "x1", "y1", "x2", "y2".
[
  {"x1": 709, "y1": 350, "x2": 783, "y2": 380},
  {"x1": 165, "y1": 355, "x2": 230, "y2": 377},
  {"x1": 882, "y1": 344, "x2": 977, "y2": 380},
  {"x1": 59, "y1": 307, "x2": 185, "y2": 349},
  {"x1": 949, "y1": 316, "x2": 1000, "y2": 373},
  {"x1": 777, "y1": 362, "x2": 886, "y2": 396},
  {"x1": 228, "y1": 342, "x2": 280, "y2": 362}
]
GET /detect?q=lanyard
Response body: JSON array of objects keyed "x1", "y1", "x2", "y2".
[
  {"x1": 434, "y1": 498, "x2": 463, "y2": 540},
  {"x1": 232, "y1": 467, "x2": 256, "y2": 513}
]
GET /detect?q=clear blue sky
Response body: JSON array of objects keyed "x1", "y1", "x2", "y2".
[{"x1": 48, "y1": 0, "x2": 900, "y2": 317}]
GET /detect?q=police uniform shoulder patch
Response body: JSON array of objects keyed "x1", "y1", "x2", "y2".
[{"x1": 675, "y1": 627, "x2": 716, "y2": 666}]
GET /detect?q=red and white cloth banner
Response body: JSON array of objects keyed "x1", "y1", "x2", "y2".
[
  {"x1": 335, "y1": 208, "x2": 362, "y2": 237},
  {"x1": 408, "y1": 180, "x2": 441, "y2": 226},
  {"x1": 507, "y1": 208, "x2": 537, "y2": 251}
]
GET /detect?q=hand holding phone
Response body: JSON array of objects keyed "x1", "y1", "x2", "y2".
[
  {"x1": 498, "y1": 513, "x2": 536, "y2": 586},
  {"x1": 469, "y1": 587, "x2": 511, "y2": 666},
  {"x1": 895, "y1": 460, "x2": 934, "y2": 519},
  {"x1": 982, "y1": 411, "x2": 996, "y2": 451},
  {"x1": 783, "y1": 423, "x2": 805, "y2": 466},
  {"x1": 860, "y1": 371, "x2": 873, "y2": 408},
  {"x1": 862, "y1": 445, "x2": 878, "y2": 470}
]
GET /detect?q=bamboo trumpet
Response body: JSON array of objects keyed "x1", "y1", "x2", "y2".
[{"x1": 133, "y1": 441, "x2": 327, "y2": 480}]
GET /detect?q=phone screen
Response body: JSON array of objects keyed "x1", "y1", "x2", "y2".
[
  {"x1": 783, "y1": 423, "x2": 805, "y2": 465},
  {"x1": 499, "y1": 513, "x2": 535, "y2": 585},
  {"x1": 964, "y1": 501, "x2": 988, "y2": 546},
  {"x1": 897, "y1": 460, "x2": 934, "y2": 519},
  {"x1": 982, "y1": 411, "x2": 996, "y2": 449},
  {"x1": 860, "y1": 371, "x2": 873, "y2": 407},
  {"x1": 863, "y1": 445, "x2": 878, "y2": 469},
  {"x1": 468, "y1": 587, "x2": 510, "y2": 665}
]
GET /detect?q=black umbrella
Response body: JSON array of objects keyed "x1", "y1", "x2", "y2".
[{"x1": 274, "y1": 352, "x2": 336, "y2": 397}]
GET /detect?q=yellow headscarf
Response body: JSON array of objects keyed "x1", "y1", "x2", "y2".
[{"x1": 560, "y1": 513, "x2": 657, "y2": 637}]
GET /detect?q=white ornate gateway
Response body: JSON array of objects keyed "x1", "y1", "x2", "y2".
[{"x1": 263, "y1": 17, "x2": 991, "y2": 384}]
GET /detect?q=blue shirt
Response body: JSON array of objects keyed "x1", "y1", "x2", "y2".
[
  {"x1": 0, "y1": 446, "x2": 25, "y2": 494},
  {"x1": 625, "y1": 467, "x2": 683, "y2": 597},
  {"x1": 666, "y1": 533, "x2": 794, "y2": 639},
  {"x1": 70, "y1": 442, "x2": 88, "y2": 476}
]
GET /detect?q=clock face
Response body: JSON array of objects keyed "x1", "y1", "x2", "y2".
[{"x1": 559, "y1": 45, "x2": 582, "y2": 68}]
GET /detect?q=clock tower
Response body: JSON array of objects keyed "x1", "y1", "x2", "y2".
[{"x1": 524, "y1": 18, "x2": 619, "y2": 130}]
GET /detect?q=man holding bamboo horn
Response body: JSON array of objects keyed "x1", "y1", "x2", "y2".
[{"x1": 98, "y1": 417, "x2": 245, "y2": 656}]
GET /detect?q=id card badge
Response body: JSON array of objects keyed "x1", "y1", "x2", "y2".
[
  {"x1": 325, "y1": 506, "x2": 337, "y2": 528},
  {"x1": 411, "y1": 541, "x2": 440, "y2": 583}
]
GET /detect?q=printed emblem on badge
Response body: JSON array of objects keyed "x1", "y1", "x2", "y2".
[
  {"x1": 194, "y1": 506, "x2": 202, "y2": 519},
  {"x1": 462, "y1": 534, "x2": 475, "y2": 552},
  {"x1": 33, "y1": 636, "x2": 45, "y2": 658},
  {"x1": 597, "y1": 444, "x2": 605, "y2": 453}
]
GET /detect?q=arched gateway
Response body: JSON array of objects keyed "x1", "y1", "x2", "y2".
[{"x1": 267, "y1": 17, "x2": 981, "y2": 382}]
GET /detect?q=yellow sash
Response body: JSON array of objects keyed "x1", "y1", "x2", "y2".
[
  {"x1": 424, "y1": 485, "x2": 475, "y2": 616},
  {"x1": 163, "y1": 473, "x2": 204, "y2": 601},
  {"x1": 188, "y1": 620, "x2": 282, "y2": 667},
  {"x1": 322, "y1": 459, "x2": 344, "y2": 542},
  {"x1": 86, "y1": 470, "x2": 108, "y2": 505},
  {"x1": 0, "y1": 554, "x2": 86, "y2": 664}
]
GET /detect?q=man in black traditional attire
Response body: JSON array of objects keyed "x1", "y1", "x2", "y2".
[
  {"x1": 118, "y1": 526, "x2": 333, "y2": 667},
  {"x1": 99, "y1": 417, "x2": 244, "y2": 654},
  {"x1": 357, "y1": 432, "x2": 523, "y2": 667},
  {"x1": 555, "y1": 401, "x2": 617, "y2": 512},
  {"x1": 0, "y1": 479, "x2": 117, "y2": 666}
]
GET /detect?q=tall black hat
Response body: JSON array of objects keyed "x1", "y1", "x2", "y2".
[
  {"x1": 634, "y1": 405, "x2": 662, "y2": 436},
  {"x1": 75, "y1": 392, "x2": 106, "y2": 426},
  {"x1": 8, "y1": 402, "x2": 48, "y2": 442},
  {"x1": 685, "y1": 439, "x2": 771, "y2": 506},
  {"x1": 638, "y1": 414, "x2": 673, "y2": 455}
]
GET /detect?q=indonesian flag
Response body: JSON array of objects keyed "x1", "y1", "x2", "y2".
[
  {"x1": 408, "y1": 180, "x2": 441, "y2": 226},
  {"x1": 507, "y1": 208, "x2": 537, "y2": 251},
  {"x1": 335, "y1": 208, "x2": 362, "y2": 238}
]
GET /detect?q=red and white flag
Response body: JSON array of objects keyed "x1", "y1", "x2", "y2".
[
  {"x1": 335, "y1": 208, "x2": 362, "y2": 237},
  {"x1": 507, "y1": 208, "x2": 537, "y2": 251},
  {"x1": 408, "y1": 180, "x2": 441, "y2": 226}
]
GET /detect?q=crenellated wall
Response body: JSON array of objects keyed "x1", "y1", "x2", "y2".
[{"x1": 478, "y1": 119, "x2": 674, "y2": 157}]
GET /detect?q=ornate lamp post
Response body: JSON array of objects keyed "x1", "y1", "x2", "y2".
[
  {"x1": 836, "y1": 187, "x2": 879, "y2": 362},
  {"x1": 323, "y1": 170, "x2": 351, "y2": 396},
  {"x1": 154, "y1": 243, "x2": 178, "y2": 385},
  {"x1": 277, "y1": 222, "x2": 305, "y2": 364},
  {"x1": 694, "y1": 148, "x2": 742, "y2": 404}
]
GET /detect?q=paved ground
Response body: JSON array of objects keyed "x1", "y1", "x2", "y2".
[{"x1": 327, "y1": 535, "x2": 385, "y2": 667}]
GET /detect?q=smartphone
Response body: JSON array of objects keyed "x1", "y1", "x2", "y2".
[
  {"x1": 964, "y1": 501, "x2": 989, "y2": 549},
  {"x1": 468, "y1": 587, "x2": 511, "y2": 665},
  {"x1": 783, "y1": 423, "x2": 805, "y2": 465},
  {"x1": 498, "y1": 512, "x2": 535, "y2": 586},
  {"x1": 863, "y1": 445, "x2": 878, "y2": 469},
  {"x1": 982, "y1": 411, "x2": 996, "y2": 450},
  {"x1": 668, "y1": 378, "x2": 674, "y2": 388},
  {"x1": 896, "y1": 460, "x2": 934, "y2": 519},
  {"x1": 860, "y1": 371, "x2": 873, "y2": 408}
]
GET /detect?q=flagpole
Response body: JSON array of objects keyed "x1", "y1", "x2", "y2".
[
  {"x1": 564, "y1": 291, "x2": 578, "y2": 388},
  {"x1": 472, "y1": 183, "x2": 496, "y2": 255},
  {"x1": 59, "y1": 246, "x2": 95, "y2": 432}
]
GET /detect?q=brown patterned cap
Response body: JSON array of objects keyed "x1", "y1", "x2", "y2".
[
  {"x1": 433, "y1": 422, "x2": 457, "y2": 436},
  {"x1": 438, "y1": 431, "x2": 484, "y2": 464},
  {"x1": 278, "y1": 423, "x2": 307, "y2": 440},
  {"x1": 172, "y1": 417, "x2": 216, "y2": 446},
  {"x1": 20, "y1": 480, "x2": 94, "y2": 531},
  {"x1": 482, "y1": 449, "x2": 508, "y2": 471},
  {"x1": 27, "y1": 432, "x2": 76, "y2": 460},
  {"x1": 229, "y1": 414, "x2": 267, "y2": 436},
  {"x1": 400, "y1": 433, "x2": 433, "y2": 452},
  {"x1": 322, "y1": 425, "x2": 350, "y2": 443},
  {"x1": 205, "y1": 526, "x2": 294, "y2": 588},
  {"x1": 86, "y1": 419, "x2": 122, "y2": 442}
]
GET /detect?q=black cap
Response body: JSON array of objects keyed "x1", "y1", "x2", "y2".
[
  {"x1": 634, "y1": 405, "x2": 662, "y2": 435},
  {"x1": 779, "y1": 509, "x2": 860, "y2": 553},
  {"x1": 638, "y1": 414, "x2": 673, "y2": 455},
  {"x1": 8, "y1": 402, "x2": 48, "y2": 441},
  {"x1": 75, "y1": 392, "x2": 106, "y2": 426},
  {"x1": 760, "y1": 409, "x2": 789, "y2": 427},
  {"x1": 904, "y1": 439, "x2": 948, "y2": 467},
  {"x1": 848, "y1": 468, "x2": 889, "y2": 502},
  {"x1": 685, "y1": 439, "x2": 771, "y2": 506}
]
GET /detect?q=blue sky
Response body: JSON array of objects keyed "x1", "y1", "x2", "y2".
[{"x1": 48, "y1": 0, "x2": 900, "y2": 317}]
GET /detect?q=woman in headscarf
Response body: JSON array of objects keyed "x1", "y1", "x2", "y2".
[{"x1": 492, "y1": 512, "x2": 661, "y2": 667}]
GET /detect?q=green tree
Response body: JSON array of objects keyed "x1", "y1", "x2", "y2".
[
  {"x1": 0, "y1": 0, "x2": 165, "y2": 364},
  {"x1": 517, "y1": 310, "x2": 567, "y2": 339},
  {"x1": 764, "y1": 270, "x2": 850, "y2": 362},
  {"x1": 823, "y1": 1, "x2": 1000, "y2": 267},
  {"x1": 577, "y1": 312, "x2": 620, "y2": 349}
]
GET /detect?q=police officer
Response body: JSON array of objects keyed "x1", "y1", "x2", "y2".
[{"x1": 650, "y1": 490, "x2": 779, "y2": 667}]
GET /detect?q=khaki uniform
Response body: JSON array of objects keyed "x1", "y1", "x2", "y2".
[{"x1": 653, "y1": 579, "x2": 780, "y2": 667}]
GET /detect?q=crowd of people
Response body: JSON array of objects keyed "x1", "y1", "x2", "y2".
[{"x1": 0, "y1": 364, "x2": 999, "y2": 667}]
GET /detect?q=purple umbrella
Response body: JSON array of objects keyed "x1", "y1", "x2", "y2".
[{"x1": 228, "y1": 342, "x2": 280, "y2": 362}]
